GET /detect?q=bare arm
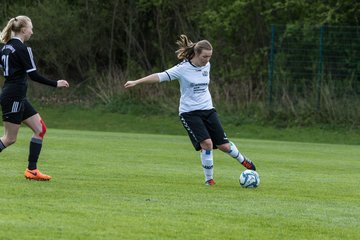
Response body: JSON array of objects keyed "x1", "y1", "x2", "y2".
[{"x1": 124, "y1": 73, "x2": 160, "y2": 88}]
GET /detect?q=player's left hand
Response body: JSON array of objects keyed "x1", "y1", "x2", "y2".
[{"x1": 57, "y1": 80, "x2": 70, "y2": 88}]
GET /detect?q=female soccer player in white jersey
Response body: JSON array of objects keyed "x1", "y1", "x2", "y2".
[
  {"x1": 124, "y1": 34, "x2": 256, "y2": 185},
  {"x1": 0, "y1": 16, "x2": 69, "y2": 181}
]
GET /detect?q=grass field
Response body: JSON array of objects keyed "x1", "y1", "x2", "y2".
[
  {"x1": 33, "y1": 103, "x2": 360, "y2": 145},
  {"x1": 0, "y1": 128, "x2": 359, "y2": 239}
]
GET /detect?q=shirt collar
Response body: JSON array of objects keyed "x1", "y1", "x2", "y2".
[{"x1": 11, "y1": 37, "x2": 23, "y2": 43}]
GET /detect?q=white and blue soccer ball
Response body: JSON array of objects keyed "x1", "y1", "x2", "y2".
[{"x1": 239, "y1": 170, "x2": 260, "y2": 188}]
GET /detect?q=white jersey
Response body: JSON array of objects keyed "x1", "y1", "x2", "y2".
[{"x1": 157, "y1": 60, "x2": 213, "y2": 114}]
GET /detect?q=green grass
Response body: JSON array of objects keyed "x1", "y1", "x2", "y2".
[
  {"x1": 28, "y1": 103, "x2": 360, "y2": 145},
  {"x1": 0, "y1": 128, "x2": 359, "y2": 239}
]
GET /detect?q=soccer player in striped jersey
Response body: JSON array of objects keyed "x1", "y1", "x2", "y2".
[
  {"x1": 124, "y1": 34, "x2": 256, "y2": 186},
  {"x1": 0, "y1": 16, "x2": 69, "y2": 181}
]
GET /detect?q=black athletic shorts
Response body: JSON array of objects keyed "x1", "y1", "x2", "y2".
[
  {"x1": 0, "y1": 97, "x2": 37, "y2": 124},
  {"x1": 179, "y1": 109, "x2": 229, "y2": 151}
]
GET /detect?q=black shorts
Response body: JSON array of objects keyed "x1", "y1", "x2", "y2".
[
  {"x1": 0, "y1": 97, "x2": 37, "y2": 124},
  {"x1": 179, "y1": 109, "x2": 229, "y2": 151}
]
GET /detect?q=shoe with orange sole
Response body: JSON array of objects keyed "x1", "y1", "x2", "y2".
[
  {"x1": 205, "y1": 179, "x2": 216, "y2": 186},
  {"x1": 24, "y1": 168, "x2": 52, "y2": 181}
]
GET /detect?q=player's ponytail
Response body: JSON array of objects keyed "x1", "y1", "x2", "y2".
[
  {"x1": 1, "y1": 16, "x2": 31, "y2": 43},
  {"x1": 0, "y1": 18, "x2": 16, "y2": 43},
  {"x1": 175, "y1": 34, "x2": 213, "y2": 61},
  {"x1": 176, "y1": 34, "x2": 195, "y2": 60}
]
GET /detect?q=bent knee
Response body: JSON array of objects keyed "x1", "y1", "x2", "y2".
[
  {"x1": 200, "y1": 139, "x2": 213, "y2": 150},
  {"x1": 34, "y1": 119, "x2": 47, "y2": 139},
  {"x1": 217, "y1": 143, "x2": 231, "y2": 152}
]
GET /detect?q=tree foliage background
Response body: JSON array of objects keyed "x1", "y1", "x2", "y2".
[{"x1": 0, "y1": 0, "x2": 359, "y2": 125}]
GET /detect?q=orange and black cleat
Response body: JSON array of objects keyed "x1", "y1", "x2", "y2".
[
  {"x1": 205, "y1": 179, "x2": 216, "y2": 186},
  {"x1": 24, "y1": 168, "x2": 52, "y2": 181},
  {"x1": 241, "y1": 156, "x2": 256, "y2": 171}
]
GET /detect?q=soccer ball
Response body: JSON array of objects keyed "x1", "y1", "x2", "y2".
[{"x1": 239, "y1": 170, "x2": 260, "y2": 188}]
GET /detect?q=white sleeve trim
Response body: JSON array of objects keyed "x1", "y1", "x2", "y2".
[
  {"x1": 26, "y1": 47, "x2": 37, "y2": 71},
  {"x1": 26, "y1": 68, "x2": 37, "y2": 73}
]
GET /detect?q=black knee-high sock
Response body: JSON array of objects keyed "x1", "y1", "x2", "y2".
[
  {"x1": 28, "y1": 138, "x2": 43, "y2": 170},
  {"x1": 0, "y1": 140, "x2": 6, "y2": 152}
]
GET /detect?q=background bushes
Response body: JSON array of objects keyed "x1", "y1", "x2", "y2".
[{"x1": 1, "y1": 0, "x2": 359, "y2": 126}]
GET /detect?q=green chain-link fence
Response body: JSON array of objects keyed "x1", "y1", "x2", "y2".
[{"x1": 268, "y1": 24, "x2": 360, "y2": 123}]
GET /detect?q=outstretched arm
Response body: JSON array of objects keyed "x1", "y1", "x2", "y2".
[
  {"x1": 124, "y1": 73, "x2": 160, "y2": 88},
  {"x1": 28, "y1": 71, "x2": 69, "y2": 88}
]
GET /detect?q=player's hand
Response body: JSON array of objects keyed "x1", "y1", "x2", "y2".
[
  {"x1": 57, "y1": 80, "x2": 69, "y2": 88},
  {"x1": 124, "y1": 81, "x2": 137, "y2": 88}
]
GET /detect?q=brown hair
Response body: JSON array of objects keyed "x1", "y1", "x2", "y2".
[
  {"x1": 175, "y1": 34, "x2": 212, "y2": 61},
  {"x1": 0, "y1": 16, "x2": 31, "y2": 43}
]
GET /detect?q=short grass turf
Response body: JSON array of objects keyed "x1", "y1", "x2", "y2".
[{"x1": 0, "y1": 128, "x2": 359, "y2": 239}]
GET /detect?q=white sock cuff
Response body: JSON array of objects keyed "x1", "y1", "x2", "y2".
[
  {"x1": 228, "y1": 141, "x2": 238, "y2": 155},
  {"x1": 228, "y1": 141, "x2": 244, "y2": 162},
  {"x1": 201, "y1": 149, "x2": 213, "y2": 161}
]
